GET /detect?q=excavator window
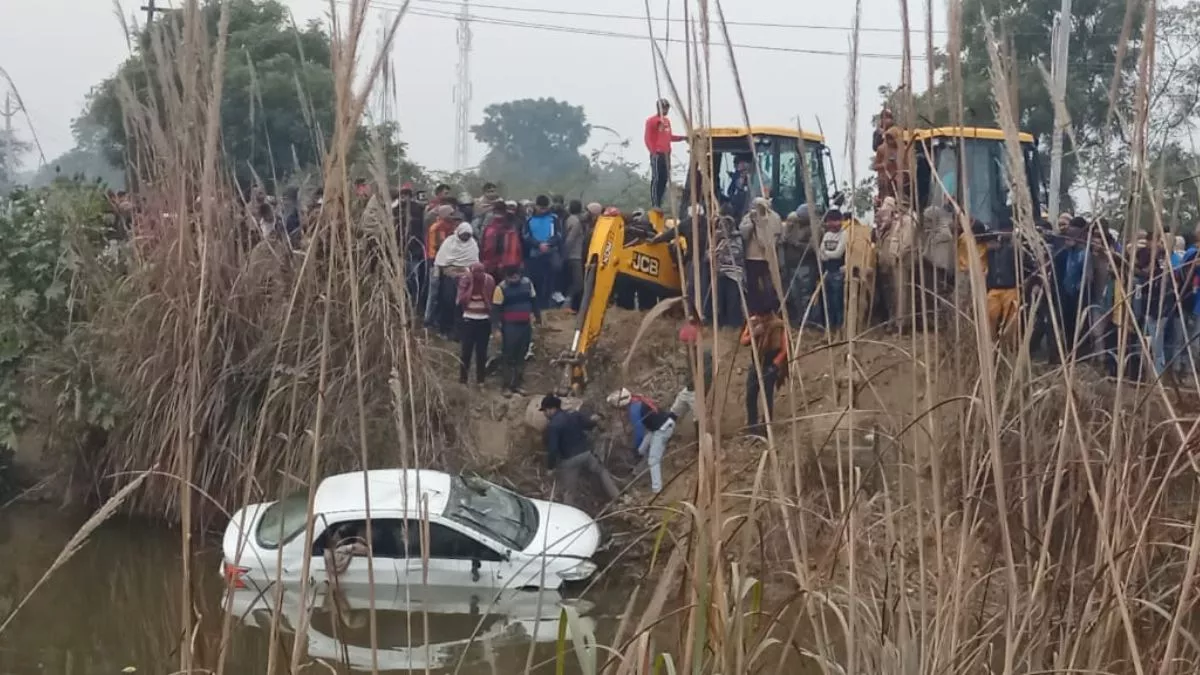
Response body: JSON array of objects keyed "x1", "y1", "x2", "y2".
[
  {"x1": 918, "y1": 137, "x2": 1040, "y2": 229},
  {"x1": 684, "y1": 134, "x2": 831, "y2": 218},
  {"x1": 962, "y1": 140, "x2": 1012, "y2": 228}
]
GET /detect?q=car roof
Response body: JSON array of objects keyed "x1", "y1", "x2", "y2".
[
  {"x1": 908, "y1": 126, "x2": 1035, "y2": 144},
  {"x1": 314, "y1": 469, "x2": 453, "y2": 517},
  {"x1": 699, "y1": 125, "x2": 825, "y2": 144}
]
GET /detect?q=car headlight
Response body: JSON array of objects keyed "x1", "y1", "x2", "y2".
[{"x1": 557, "y1": 560, "x2": 597, "y2": 581}]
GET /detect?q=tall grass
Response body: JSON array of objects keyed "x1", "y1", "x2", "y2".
[{"x1": 6, "y1": 0, "x2": 1200, "y2": 673}]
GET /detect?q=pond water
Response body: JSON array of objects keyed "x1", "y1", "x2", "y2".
[{"x1": 0, "y1": 505, "x2": 625, "y2": 674}]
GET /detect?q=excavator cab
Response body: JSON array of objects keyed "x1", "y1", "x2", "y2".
[
  {"x1": 682, "y1": 126, "x2": 836, "y2": 218},
  {"x1": 909, "y1": 127, "x2": 1042, "y2": 229}
]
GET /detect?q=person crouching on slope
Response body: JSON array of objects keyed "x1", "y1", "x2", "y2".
[
  {"x1": 540, "y1": 395, "x2": 621, "y2": 507},
  {"x1": 606, "y1": 388, "x2": 659, "y2": 459}
]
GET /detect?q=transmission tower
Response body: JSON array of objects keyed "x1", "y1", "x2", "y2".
[{"x1": 453, "y1": 0, "x2": 472, "y2": 171}]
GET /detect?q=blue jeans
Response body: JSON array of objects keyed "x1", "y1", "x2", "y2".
[
  {"x1": 824, "y1": 269, "x2": 845, "y2": 330},
  {"x1": 526, "y1": 254, "x2": 555, "y2": 309},
  {"x1": 1146, "y1": 316, "x2": 1177, "y2": 377},
  {"x1": 637, "y1": 418, "x2": 676, "y2": 493}
]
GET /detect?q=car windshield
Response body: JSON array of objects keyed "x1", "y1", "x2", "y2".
[
  {"x1": 444, "y1": 475, "x2": 538, "y2": 551},
  {"x1": 255, "y1": 491, "x2": 310, "y2": 548}
]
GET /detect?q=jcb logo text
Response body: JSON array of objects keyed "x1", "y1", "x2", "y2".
[{"x1": 632, "y1": 252, "x2": 660, "y2": 277}]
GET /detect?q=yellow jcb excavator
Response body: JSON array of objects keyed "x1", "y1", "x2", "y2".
[
  {"x1": 557, "y1": 126, "x2": 844, "y2": 392},
  {"x1": 905, "y1": 126, "x2": 1042, "y2": 227}
]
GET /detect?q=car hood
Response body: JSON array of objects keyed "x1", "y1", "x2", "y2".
[{"x1": 521, "y1": 499, "x2": 600, "y2": 559}]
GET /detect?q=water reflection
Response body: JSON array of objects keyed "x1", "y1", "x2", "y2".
[
  {"x1": 0, "y1": 506, "x2": 614, "y2": 674},
  {"x1": 231, "y1": 585, "x2": 595, "y2": 672}
]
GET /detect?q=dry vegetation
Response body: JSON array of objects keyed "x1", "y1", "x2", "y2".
[{"x1": 3, "y1": 0, "x2": 1200, "y2": 674}]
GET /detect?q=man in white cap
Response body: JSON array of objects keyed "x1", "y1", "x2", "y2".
[
  {"x1": 607, "y1": 387, "x2": 679, "y2": 494},
  {"x1": 606, "y1": 388, "x2": 659, "y2": 454}
]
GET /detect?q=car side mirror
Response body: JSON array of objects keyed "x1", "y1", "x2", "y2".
[{"x1": 471, "y1": 558, "x2": 481, "y2": 582}]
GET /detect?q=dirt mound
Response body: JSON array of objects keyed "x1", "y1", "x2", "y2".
[{"x1": 443, "y1": 305, "x2": 955, "y2": 520}]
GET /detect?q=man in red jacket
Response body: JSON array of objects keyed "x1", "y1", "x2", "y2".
[
  {"x1": 645, "y1": 98, "x2": 686, "y2": 210},
  {"x1": 480, "y1": 200, "x2": 523, "y2": 281}
]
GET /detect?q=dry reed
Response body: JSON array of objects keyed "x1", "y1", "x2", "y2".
[{"x1": 10, "y1": 0, "x2": 1200, "y2": 673}]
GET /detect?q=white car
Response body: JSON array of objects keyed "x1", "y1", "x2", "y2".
[{"x1": 221, "y1": 469, "x2": 601, "y2": 592}]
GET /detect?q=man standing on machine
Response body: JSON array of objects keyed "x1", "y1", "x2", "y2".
[{"x1": 645, "y1": 98, "x2": 687, "y2": 210}]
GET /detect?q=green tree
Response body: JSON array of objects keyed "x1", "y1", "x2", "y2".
[
  {"x1": 0, "y1": 183, "x2": 113, "y2": 457},
  {"x1": 350, "y1": 121, "x2": 428, "y2": 187},
  {"x1": 77, "y1": 0, "x2": 347, "y2": 190},
  {"x1": 472, "y1": 98, "x2": 591, "y2": 196}
]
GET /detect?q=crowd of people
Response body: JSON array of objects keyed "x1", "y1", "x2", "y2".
[{"x1": 105, "y1": 97, "x2": 1200, "y2": 509}]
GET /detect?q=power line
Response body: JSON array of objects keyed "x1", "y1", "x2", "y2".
[
  {"x1": 360, "y1": 0, "x2": 1139, "y2": 74},
  {"x1": 404, "y1": 0, "x2": 1129, "y2": 39},
  {"x1": 406, "y1": 0, "x2": 950, "y2": 34},
  {"x1": 368, "y1": 0, "x2": 929, "y2": 60}
]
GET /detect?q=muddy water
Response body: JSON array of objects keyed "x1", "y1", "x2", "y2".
[{"x1": 0, "y1": 505, "x2": 624, "y2": 674}]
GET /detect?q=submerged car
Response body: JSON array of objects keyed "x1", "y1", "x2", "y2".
[{"x1": 221, "y1": 469, "x2": 602, "y2": 592}]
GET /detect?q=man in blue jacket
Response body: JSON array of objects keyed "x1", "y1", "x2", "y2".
[{"x1": 523, "y1": 195, "x2": 561, "y2": 309}]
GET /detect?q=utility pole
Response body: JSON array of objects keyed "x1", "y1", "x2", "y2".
[
  {"x1": 0, "y1": 92, "x2": 15, "y2": 134},
  {"x1": 453, "y1": 0, "x2": 472, "y2": 172},
  {"x1": 141, "y1": 0, "x2": 164, "y2": 24},
  {"x1": 1048, "y1": 0, "x2": 1072, "y2": 220}
]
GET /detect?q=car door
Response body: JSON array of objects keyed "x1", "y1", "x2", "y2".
[
  {"x1": 399, "y1": 518, "x2": 508, "y2": 591},
  {"x1": 309, "y1": 515, "x2": 402, "y2": 592}
]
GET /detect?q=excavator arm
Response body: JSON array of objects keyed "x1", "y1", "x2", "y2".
[{"x1": 558, "y1": 209, "x2": 685, "y2": 392}]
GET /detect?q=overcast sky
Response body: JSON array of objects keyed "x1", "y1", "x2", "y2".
[{"x1": 0, "y1": 0, "x2": 964, "y2": 183}]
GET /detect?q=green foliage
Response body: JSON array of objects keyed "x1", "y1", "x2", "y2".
[
  {"x1": 349, "y1": 121, "x2": 428, "y2": 186},
  {"x1": 467, "y1": 97, "x2": 651, "y2": 208},
  {"x1": 472, "y1": 97, "x2": 592, "y2": 194},
  {"x1": 0, "y1": 182, "x2": 112, "y2": 457},
  {"x1": 77, "y1": 0, "x2": 396, "y2": 191},
  {"x1": 847, "y1": 176, "x2": 876, "y2": 219},
  {"x1": 880, "y1": 0, "x2": 1144, "y2": 204},
  {"x1": 1087, "y1": 143, "x2": 1200, "y2": 236}
]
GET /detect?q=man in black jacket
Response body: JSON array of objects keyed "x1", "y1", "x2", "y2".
[{"x1": 540, "y1": 395, "x2": 620, "y2": 505}]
